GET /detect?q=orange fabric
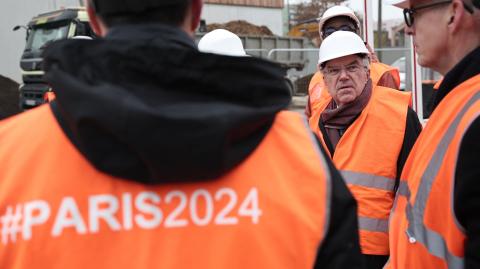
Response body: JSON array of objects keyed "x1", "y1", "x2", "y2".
[
  {"x1": 309, "y1": 86, "x2": 411, "y2": 255},
  {"x1": 0, "y1": 105, "x2": 331, "y2": 269},
  {"x1": 433, "y1": 78, "x2": 444, "y2": 90},
  {"x1": 307, "y1": 62, "x2": 401, "y2": 118},
  {"x1": 44, "y1": 91, "x2": 56, "y2": 102},
  {"x1": 386, "y1": 75, "x2": 480, "y2": 269}
]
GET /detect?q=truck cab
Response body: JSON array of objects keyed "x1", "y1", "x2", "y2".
[{"x1": 17, "y1": 8, "x2": 94, "y2": 109}]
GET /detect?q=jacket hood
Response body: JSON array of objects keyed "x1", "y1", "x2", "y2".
[{"x1": 43, "y1": 24, "x2": 291, "y2": 184}]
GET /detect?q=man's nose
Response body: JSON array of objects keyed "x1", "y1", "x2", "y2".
[{"x1": 338, "y1": 69, "x2": 349, "y2": 80}]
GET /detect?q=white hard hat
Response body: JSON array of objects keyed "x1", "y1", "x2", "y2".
[
  {"x1": 198, "y1": 29, "x2": 247, "y2": 57},
  {"x1": 318, "y1": 6, "x2": 361, "y2": 32},
  {"x1": 318, "y1": 31, "x2": 369, "y2": 65},
  {"x1": 71, "y1": 35, "x2": 93, "y2": 40},
  {"x1": 387, "y1": 0, "x2": 410, "y2": 8}
]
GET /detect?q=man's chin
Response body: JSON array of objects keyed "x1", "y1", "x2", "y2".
[{"x1": 337, "y1": 96, "x2": 355, "y2": 106}]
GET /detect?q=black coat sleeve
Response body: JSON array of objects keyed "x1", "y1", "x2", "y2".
[
  {"x1": 313, "y1": 136, "x2": 364, "y2": 269},
  {"x1": 396, "y1": 108, "x2": 423, "y2": 180},
  {"x1": 454, "y1": 117, "x2": 480, "y2": 269}
]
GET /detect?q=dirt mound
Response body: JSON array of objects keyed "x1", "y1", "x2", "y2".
[
  {"x1": 0, "y1": 75, "x2": 20, "y2": 120},
  {"x1": 207, "y1": 20, "x2": 275, "y2": 36}
]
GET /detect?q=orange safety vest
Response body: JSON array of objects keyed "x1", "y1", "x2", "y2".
[
  {"x1": 0, "y1": 105, "x2": 332, "y2": 269},
  {"x1": 307, "y1": 62, "x2": 401, "y2": 117},
  {"x1": 309, "y1": 86, "x2": 411, "y2": 255},
  {"x1": 386, "y1": 75, "x2": 480, "y2": 269}
]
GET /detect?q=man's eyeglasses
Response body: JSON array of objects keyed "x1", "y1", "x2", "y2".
[
  {"x1": 323, "y1": 64, "x2": 365, "y2": 77},
  {"x1": 403, "y1": 0, "x2": 452, "y2": 27},
  {"x1": 322, "y1": 25, "x2": 357, "y2": 39}
]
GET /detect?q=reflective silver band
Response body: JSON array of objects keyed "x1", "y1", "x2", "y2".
[
  {"x1": 341, "y1": 170, "x2": 396, "y2": 192},
  {"x1": 358, "y1": 216, "x2": 389, "y2": 233}
]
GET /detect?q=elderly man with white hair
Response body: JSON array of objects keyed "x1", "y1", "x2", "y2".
[{"x1": 309, "y1": 30, "x2": 421, "y2": 269}]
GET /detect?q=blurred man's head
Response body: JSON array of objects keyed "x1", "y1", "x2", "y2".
[
  {"x1": 318, "y1": 6, "x2": 360, "y2": 40},
  {"x1": 198, "y1": 29, "x2": 248, "y2": 57},
  {"x1": 85, "y1": 0, "x2": 202, "y2": 37},
  {"x1": 318, "y1": 31, "x2": 370, "y2": 106}
]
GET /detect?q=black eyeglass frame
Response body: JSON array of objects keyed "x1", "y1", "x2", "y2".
[
  {"x1": 321, "y1": 25, "x2": 357, "y2": 39},
  {"x1": 403, "y1": 0, "x2": 474, "y2": 27},
  {"x1": 403, "y1": 0, "x2": 452, "y2": 27}
]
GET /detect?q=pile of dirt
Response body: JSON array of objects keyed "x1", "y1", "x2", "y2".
[
  {"x1": 207, "y1": 20, "x2": 275, "y2": 36},
  {"x1": 0, "y1": 75, "x2": 21, "y2": 120}
]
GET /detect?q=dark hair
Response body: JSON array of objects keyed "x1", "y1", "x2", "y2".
[{"x1": 92, "y1": 0, "x2": 191, "y2": 27}]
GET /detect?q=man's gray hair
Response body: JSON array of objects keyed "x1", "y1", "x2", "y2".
[
  {"x1": 319, "y1": 53, "x2": 370, "y2": 70},
  {"x1": 361, "y1": 55, "x2": 371, "y2": 70}
]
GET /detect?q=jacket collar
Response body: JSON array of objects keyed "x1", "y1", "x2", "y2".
[
  {"x1": 433, "y1": 46, "x2": 480, "y2": 110},
  {"x1": 105, "y1": 24, "x2": 196, "y2": 49}
]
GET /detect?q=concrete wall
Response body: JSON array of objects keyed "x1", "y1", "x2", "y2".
[
  {"x1": 202, "y1": 4, "x2": 283, "y2": 36},
  {"x1": 0, "y1": 0, "x2": 80, "y2": 83}
]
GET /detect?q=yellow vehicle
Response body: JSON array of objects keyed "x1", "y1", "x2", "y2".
[{"x1": 287, "y1": 19, "x2": 320, "y2": 47}]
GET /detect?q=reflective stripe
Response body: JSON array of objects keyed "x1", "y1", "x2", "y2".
[
  {"x1": 358, "y1": 216, "x2": 389, "y2": 233},
  {"x1": 397, "y1": 180, "x2": 410, "y2": 198},
  {"x1": 405, "y1": 92, "x2": 480, "y2": 269},
  {"x1": 341, "y1": 170, "x2": 396, "y2": 192}
]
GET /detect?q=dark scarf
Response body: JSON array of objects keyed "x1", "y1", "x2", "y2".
[{"x1": 321, "y1": 79, "x2": 372, "y2": 149}]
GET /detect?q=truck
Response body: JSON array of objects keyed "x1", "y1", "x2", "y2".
[{"x1": 14, "y1": 8, "x2": 95, "y2": 109}]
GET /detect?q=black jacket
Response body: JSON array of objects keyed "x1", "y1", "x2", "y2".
[
  {"x1": 433, "y1": 46, "x2": 480, "y2": 269},
  {"x1": 42, "y1": 24, "x2": 363, "y2": 268}
]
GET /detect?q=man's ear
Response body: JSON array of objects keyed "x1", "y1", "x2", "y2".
[
  {"x1": 448, "y1": 0, "x2": 467, "y2": 31},
  {"x1": 189, "y1": 0, "x2": 203, "y2": 32},
  {"x1": 86, "y1": 0, "x2": 106, "y2": 36}
]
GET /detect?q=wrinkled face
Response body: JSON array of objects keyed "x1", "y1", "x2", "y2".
[
  {"x1": 322, "y1": 54, "x2": 369, "y2": 106},
  {"x1": 405, "y1": 0, "x2": 450, "y2": 69},
  {"x1": 321, "y1": 16, "x2": 358, "y2": 40}
]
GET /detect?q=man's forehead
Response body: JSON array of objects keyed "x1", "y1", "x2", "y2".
[{"x1": 325, "y1": 56, "x2": 362, "y2": 67}]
